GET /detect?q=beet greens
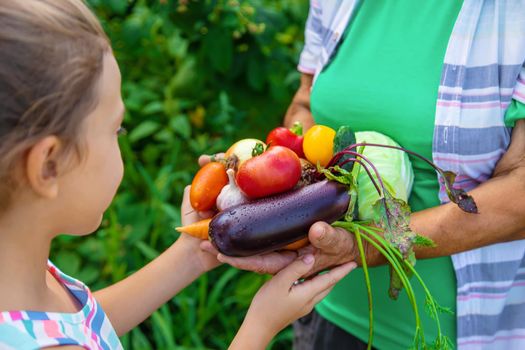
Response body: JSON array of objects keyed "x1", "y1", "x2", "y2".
[{"x1": 321, "y1": 128, "x2": 478, "y2": 350}]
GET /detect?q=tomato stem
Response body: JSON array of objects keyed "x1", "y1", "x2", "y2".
[
  {"x1": 290, "y1": 121, "x2": 303, "y2": 136},
  {"x1": 251, "y1": 142, "x2": 266, "y2": 157}
]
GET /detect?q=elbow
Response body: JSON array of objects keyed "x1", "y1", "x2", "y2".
[{"x1": 507, "y1": 167, "x2": 525, "y2": 241}]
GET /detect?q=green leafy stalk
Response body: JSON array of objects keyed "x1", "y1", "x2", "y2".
[
  {"x1": 354, "y1": 227, "x2": 374, "y2": 350},
  {"x1": 362, "y1": 234, "x2": 423, "y2": 346},
  {"x1": 334, "y1": 221, "x2": 425, "y2": 348},
  {"x1": 359, "y1": 225, "x2": 452, "y2": 349}
]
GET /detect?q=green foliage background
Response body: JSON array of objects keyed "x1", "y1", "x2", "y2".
[{"x1": 51, "y1": 0, "x2": 308, "y2": 348}]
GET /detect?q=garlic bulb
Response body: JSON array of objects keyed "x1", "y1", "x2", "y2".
[{"x1": 216, "y1": 168, "x2": 249, "y2": 211}]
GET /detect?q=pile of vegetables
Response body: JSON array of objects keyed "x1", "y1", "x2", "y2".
[{"x1": 177, "y1": 122, "x2": 478, "y2": 349}]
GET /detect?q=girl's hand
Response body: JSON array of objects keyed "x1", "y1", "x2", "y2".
[
  {"x1": 232, "y1": 255, "x2": 357, "y2": 347},
  {"x1": 176, "y1": 186, "x2": 221, "y2": 273}
]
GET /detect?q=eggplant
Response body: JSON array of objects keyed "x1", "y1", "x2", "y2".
[{"x1": 209, "y1": 180, "x2": 351, "y2": 257}]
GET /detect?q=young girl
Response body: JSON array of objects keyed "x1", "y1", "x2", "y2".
[{"x1": 0, "y1": 1, "x2": 356, "y2": 349}]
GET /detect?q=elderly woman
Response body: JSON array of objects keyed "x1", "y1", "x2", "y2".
[{"x1": 204, "y1": 1, "x2": 525, "y2": 349}]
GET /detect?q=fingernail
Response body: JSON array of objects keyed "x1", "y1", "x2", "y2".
[
  {"x1": 346, "y1": 262, "x2": 358, "y2": 271},
  {"x1": 302, "y1": 254, "x2": 314, "y2": 264}
]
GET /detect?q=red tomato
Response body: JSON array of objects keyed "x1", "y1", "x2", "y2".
[
  {"x1": 236, "y1": 146, "x2": 301, "y2": 198},
  {"x1": 266, "y1": 122, "x2": 305, "y2": 158}
]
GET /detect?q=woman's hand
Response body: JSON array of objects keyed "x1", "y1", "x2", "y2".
[
  {"x1": 229, "y1": 255, "x2": 357, "y2": 349},
  {"x1": 202, "y1": 221, "x2": 362, "y2": 277}
]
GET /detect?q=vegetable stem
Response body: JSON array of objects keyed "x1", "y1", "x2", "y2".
[
  {"x1": 336, "y1": 158, "x2": 382, "y2": 197},
  {"x1": 334, "y1": 222, "x2": 426, "y2": 348},
  {"x1": 341, "y1": 143, "x2": 445, "y2": 175},
  {"x1": 290, "y1": 121, "x2": 303, "y2": 136},
  {"x1": 353, "y1": 227, "x2": 374, "y2": 350},
  {"x1": 355, "y1": 225, "x2": 426, "y2": 347},
  {"x1": 336, "y1": 150, "x2": 387, "y2": 198},
  {"x1": 359, "y1": 225, "x2": 452, "y2": 348}
]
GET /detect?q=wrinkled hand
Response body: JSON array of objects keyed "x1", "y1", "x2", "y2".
[
  {"x1": 298, "y1": 222, "x2": 359, "y2": 276},
  {"x1": 202, "y1": 221, "x2": 359, "y2": 277}
]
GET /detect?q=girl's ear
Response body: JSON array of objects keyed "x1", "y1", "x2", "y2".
[{"x1": 26, "y1": 136, "x2": 61, "y2": 199}]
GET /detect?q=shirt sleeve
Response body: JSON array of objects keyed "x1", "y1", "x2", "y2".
[
  {"x1": 298, "y1": 0, "x2": 323, "y2": 74},
  {"x1": 504, "y1": 99, "x2": 525, "y2": 127},
  {"x1": 505, "y1": 63, "x2": 525, "y2": 127}
]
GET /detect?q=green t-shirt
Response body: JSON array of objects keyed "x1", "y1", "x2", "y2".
[
  {"x1": 311, "y1": 0, "x2": 525, "y2": 350},
  {"x1": 310, "y1": 1, "x2": 462, "y2": 349},
  {"x1": 311, "y1": 1, "x2": 525, "y2": 349}
]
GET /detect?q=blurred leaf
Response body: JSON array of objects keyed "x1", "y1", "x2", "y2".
[
  {"x1": 152, "y1": 308, "x2": 176, "y2": 349},
  {"x1": 247, "y1": 56, "x2": 265, "y2": 90},
  {"x1": 76, "y1": 266, "x2": 100, "y2": 285},
  {"x1": 131, "y1": 328, "x2": 152, "y2": 349},
  {"x1": 128, "y1": 120, "x2": 160, "y2": 142},
  {"x1": 54, "y1": 251, "x2": 81, "y2": 276},
  {"x1": 135, "y1": 241, "x2": 160, "y2": 260},
  {"x1": 142, "y1": 101, "x2": 164, "y2": 115},
  {"x1": 168, "y1": 32, "x2": 189, "y2": 59},
  {"x1": 107, "y1": 0, "x2": 128, "y2": 15},
  {"x1": 205, "y1": 27, "x2": 233, "y2": 73},
  {"x1": 170, "y1": 115, "x2": 192, "y2": 138}
]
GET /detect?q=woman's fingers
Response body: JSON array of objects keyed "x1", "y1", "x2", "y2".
[
  {"x1": 215, "y1": 250, "x2": 297, "y2": 275},
  {"x1": 198, "y1": 153, "x2": 226, "y2": 167},
  {"x1": 308, "y1": 222, "x2": 354, "y2": 255}
]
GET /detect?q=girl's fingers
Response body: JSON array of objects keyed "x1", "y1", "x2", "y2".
[
  {"x1": 198, "y1": 210, "x2": 215, "y2": 219},
  {"x1": 200, "y1": 240, "x2": 219, "y2": 255},
  {"x1": 311, "y1": 286, "x2": 335, "y2": 304},
  {"x1": 198, "y1": 153, "x2": 226, "y2": 167},
  {"x1": 273, "y1": 255, "x2": 315, "y2": 288},
  {"x1": 181, "y1": 186, "x2": 200, "y2": 226},
  {"x1": 294, "y1": 261, "x2": 357, "y2": 297}
]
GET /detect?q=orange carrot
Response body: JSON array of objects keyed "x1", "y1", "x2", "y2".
[
  {"x1": 176, "y1": 218, "x2": 211, "y2": 240},
  {"x1": 283, "y1": 237, "x2": 309, "y2": 250}
]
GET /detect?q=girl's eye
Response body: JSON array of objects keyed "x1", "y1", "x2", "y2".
[{"x1": 117, "y1": 126, "x2": 127, "y2": 136}]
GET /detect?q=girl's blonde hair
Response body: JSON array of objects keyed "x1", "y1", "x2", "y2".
[{"x1": 0, "y1": 0, "x2": 110, "y2": 210}]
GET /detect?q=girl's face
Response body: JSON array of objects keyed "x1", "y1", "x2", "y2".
[{"x1": 56, "y1": 52, "x2": 125, "y2": 235}]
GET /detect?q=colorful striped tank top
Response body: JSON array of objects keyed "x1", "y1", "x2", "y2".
[{"x1": 0, "y1": 261, "x2": 122, "y2": 350}]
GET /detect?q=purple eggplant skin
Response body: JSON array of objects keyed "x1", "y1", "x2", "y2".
[{"x1": 209, "y1": 180, "x2": 351, "y2": 257}]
